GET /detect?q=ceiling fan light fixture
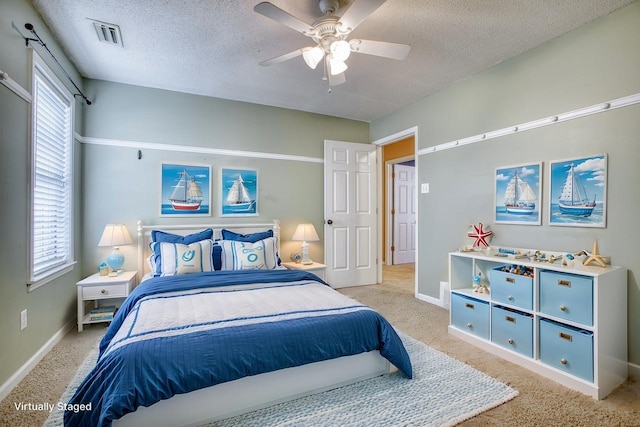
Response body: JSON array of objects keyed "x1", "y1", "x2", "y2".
[
  {"x1": 328, "y1": 55, "x2": 348, "y2": 75},
  {"x1": 302, "y1": 46, "x2": 324, "y2": 69},
  {"x1": 330, "y1": 40, "x2": 351, "y2": 62}
]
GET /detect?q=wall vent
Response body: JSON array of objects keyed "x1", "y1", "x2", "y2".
[{"x1": 90, "y1": 19, "x2": 124, "y2": 47}]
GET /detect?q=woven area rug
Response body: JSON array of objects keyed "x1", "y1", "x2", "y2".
[{"x1": 44, "y1": 333, "x2": 518, "y2": 427}]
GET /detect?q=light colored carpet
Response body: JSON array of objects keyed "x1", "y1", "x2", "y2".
[
  {"x1": 0, "y1": 323, "x2": 106, "y2": 427},
  {"x1": 42, "y1": 332, "x2": 518, "y2": 427},
  {"x1": 2, "y1": 263, "x2": 639, "y2": 426},
  {"x1": 42, "y1": 348, "x2": 99, "y2": 427}
]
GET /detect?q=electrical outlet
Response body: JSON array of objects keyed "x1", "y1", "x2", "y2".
[
  {"x1": 20, "y1": 309, "x2": 27, "y2": 330},
  {"x1": 421, "y1": 183, "x2": 430, "y2": 194}
]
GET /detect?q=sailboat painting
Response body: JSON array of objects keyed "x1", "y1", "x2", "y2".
[
  {"x1": 160, "y1": 163, "x2": 211, "y2": 216},
  {"x1": 549, "y1": 154, "x2": 606, "y2": 228},
  {"x1": 221, "y1": 168, "x2": 258, "y2": 216},
  {"x1": 495, "y1": 163, "x2": 542, "y2": 225}
]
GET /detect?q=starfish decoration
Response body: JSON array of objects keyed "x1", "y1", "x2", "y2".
[
  {"x1": 582, "y1": 240, "x2": 607, "y2": 267},
  {"x1": 467, "y1": 222, "x2": 493, "y2": 247}
]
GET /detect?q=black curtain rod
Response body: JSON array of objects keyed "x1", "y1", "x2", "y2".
[{"x1": 24, "y1": 23, "x2": 92, "y2": 105}]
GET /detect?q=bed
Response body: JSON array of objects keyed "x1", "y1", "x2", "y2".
[{"x1": 65, "y1": 220, "x2": 412, "y2": 427}]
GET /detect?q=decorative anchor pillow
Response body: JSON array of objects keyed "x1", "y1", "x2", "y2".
[
  {"x1": 220, "y1": 237, "x2": 279, "y2": 271},
  {"x1": 148, "y1": 228, "x2": 215, "y2": 276},
  {"x1": 159, "y1": 239, "x2": 214, "y2": 276}
]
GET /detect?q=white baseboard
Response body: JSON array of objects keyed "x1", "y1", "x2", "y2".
[
  {"x1": 0, "y1": 319, "x2": 75, "y2": 402},
  {"x1": 416, "y1": 291, "x2": 446, "y2": 308}
]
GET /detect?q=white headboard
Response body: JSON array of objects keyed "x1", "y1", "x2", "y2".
[{"x1": 136, "y1": 219, "x2": 281, "y2": 283}]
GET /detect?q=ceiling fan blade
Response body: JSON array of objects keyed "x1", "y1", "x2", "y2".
[
  {"x1": 337, "y1": 0, "x2": 387, "y2": 33},
  {"x1": 349, "y1": 39, "x2": 411, "y2": 60},
  {"x1": 259, "y1": 48, "x2": 305, "y2": 66},
  {"x1": 254, "y1": 2, "x2": 313, "y2": 35}
]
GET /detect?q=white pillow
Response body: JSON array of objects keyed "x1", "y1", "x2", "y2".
[
  {"x1": 159, "y1": 239, "x2": 214, "y2": 276},
  {"x1": 220, "y1": 237, "x2": 279, "y2": 271}
]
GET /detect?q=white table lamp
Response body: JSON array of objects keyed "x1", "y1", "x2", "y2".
[
  {"x1": 291, "y1": 223, "x2": 320, "y2": 265},
  {"x1": 98, "y1": 224, "x2": 133, "y2": 271}
]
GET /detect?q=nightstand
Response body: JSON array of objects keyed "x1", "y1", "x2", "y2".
[
  {"x1": 282, "y1": 261, "x2": 326, "y2": 281},
  {"x1": 76, "y1": 271, "x2": 137, "y2": 332}
]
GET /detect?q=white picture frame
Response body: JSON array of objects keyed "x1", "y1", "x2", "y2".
[
  {"x1": 160, "y1": 162, "x2": 212, "y2": 217},
  {"x1": 494, "y1": 162, "x2": 542, "y2": 225},
  {"x1": 548, "y1": 154, "x2": 607, "y2": 228},
  {"x1": 220, "y1": 168, "x2": 258, "y2": 217}
]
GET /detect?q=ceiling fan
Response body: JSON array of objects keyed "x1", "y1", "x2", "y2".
[{"x1": 254, "y1": 0, "x2": 410, "y2": 86}]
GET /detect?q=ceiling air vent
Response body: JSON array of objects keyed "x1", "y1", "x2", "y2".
[{"x1": 90, "y1": 19, "x2": 124, "y2": 47}]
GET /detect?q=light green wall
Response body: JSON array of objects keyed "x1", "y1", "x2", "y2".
[
  {"x1": 80, "y1": 80, "x2": 369, "y2": 276},
  {"x1": 371, "y1": 2, "x2": 640, "y2": 367},
  {"x1": 0, "y1": 0, "x2": 84, "y2": 387}
]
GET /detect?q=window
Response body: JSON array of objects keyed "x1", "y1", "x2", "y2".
[{"x1": 28, "y1": 51, "x2": 75, "y2": 291}]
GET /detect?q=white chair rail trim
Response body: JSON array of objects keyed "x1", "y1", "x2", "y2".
[
  {"x1": 418, "y1": 92, "x2": 640, "y2": 156},
  {"x1": 79, "y1": 136, "x2": 323, "y2": 164}
]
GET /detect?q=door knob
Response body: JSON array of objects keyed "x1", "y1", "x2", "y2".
[{"x1": 327, "y1": 219, "x2": 333, "y2": 225}]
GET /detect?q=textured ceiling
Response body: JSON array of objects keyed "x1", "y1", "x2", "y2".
[{"x1": 31, "y1": 0, "x2": 632, "y2": 122}]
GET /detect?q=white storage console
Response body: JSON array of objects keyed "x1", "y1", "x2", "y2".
[{"x1": 448, "y1": 248, "x2": 627, "y2": 399}]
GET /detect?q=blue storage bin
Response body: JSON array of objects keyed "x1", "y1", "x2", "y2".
[
  {"x1": 451, "y1": 293, "x2": 489, "y2": 339},
  {"x1": 539, "y1": 270, "x2": 593, "y2": 326},
  {"x1": 491, "y1": 305, "x2": 533, "y2": 357},
  {"x1": 490, "y1": 266, "x2": 533, "y2": 310},
  {"x1": 539, "y1": 318, "x2": 593, "y2": 382}
]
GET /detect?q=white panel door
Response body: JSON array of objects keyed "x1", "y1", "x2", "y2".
[
  {"x1": 324, "y1": 140, "x2": 377, "y2": 288},
  {"x1": 392, "y1": 164, "x2": 416, "y2": 264}
]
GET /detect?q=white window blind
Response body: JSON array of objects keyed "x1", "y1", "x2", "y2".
[{"x1": 29, "y1": 52, "x2": 74, "y2": 290}]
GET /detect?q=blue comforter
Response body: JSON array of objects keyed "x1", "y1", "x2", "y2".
[{"x1": 64, "y1": 269, "x2": 412, "y2": 427}]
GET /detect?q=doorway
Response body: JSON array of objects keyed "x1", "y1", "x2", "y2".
[
  {"x1": 390, "y1": 161, "x2": 416, "y2": 265},
  {"x1": 376, "y1": 131, "x2": 418, "y2": 291}
]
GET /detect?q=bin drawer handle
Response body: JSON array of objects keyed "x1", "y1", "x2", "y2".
[
  {"x1": 505, "y1": 277, "x2": 515, "y2": 284},
  {"x1": 505, "y1": 316, "x2": 516, "y2": 323},
  {"x1": 558, "y1": 279, "x2": 571, "y2": 287},
  {"x1": 465, "y1": 303, "x2": 474, "y2": 309},
  {"x1": 561, "y1": 358, "x2": 567, "y2": 365},
  {"x1": 559, "y1": 332, "x2": 573, "y2": 342}
]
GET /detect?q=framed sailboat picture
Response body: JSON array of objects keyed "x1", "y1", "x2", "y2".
[
  {"x1": 548, "y1": 154, "x2": 607, "y2": 228},
  {"x1": 160, "y1": 163, "x2": 212, "y2": 217},
  {"x1": 220, "y1": 168, "x2": 258, "y2": 216},
  {"x1": 494, "y1": 162, "x2": 542, "y2": 225}
]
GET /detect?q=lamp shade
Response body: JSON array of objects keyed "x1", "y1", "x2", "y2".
[
  {"x1": 291, "y1": 223, "x2": 320, "y2": 242},
  {"x1": 302, "y1": 46, "x2": 324, "y2": 69},
  {"x1": 98, "y1": 224, "x2": 133, "y2": 271},
  {"x1": 328, "y1": 54, "x2": 348, "y2": 75},
  {"x1": 330, "y1": 40, "x2": 351, "y2": 62},
  {"x1": 98, "y1": 224, "x2": 133, "y2": 247},
  {"x1": 292, "y1": 223, "x2": 319, "y2": 265}
]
